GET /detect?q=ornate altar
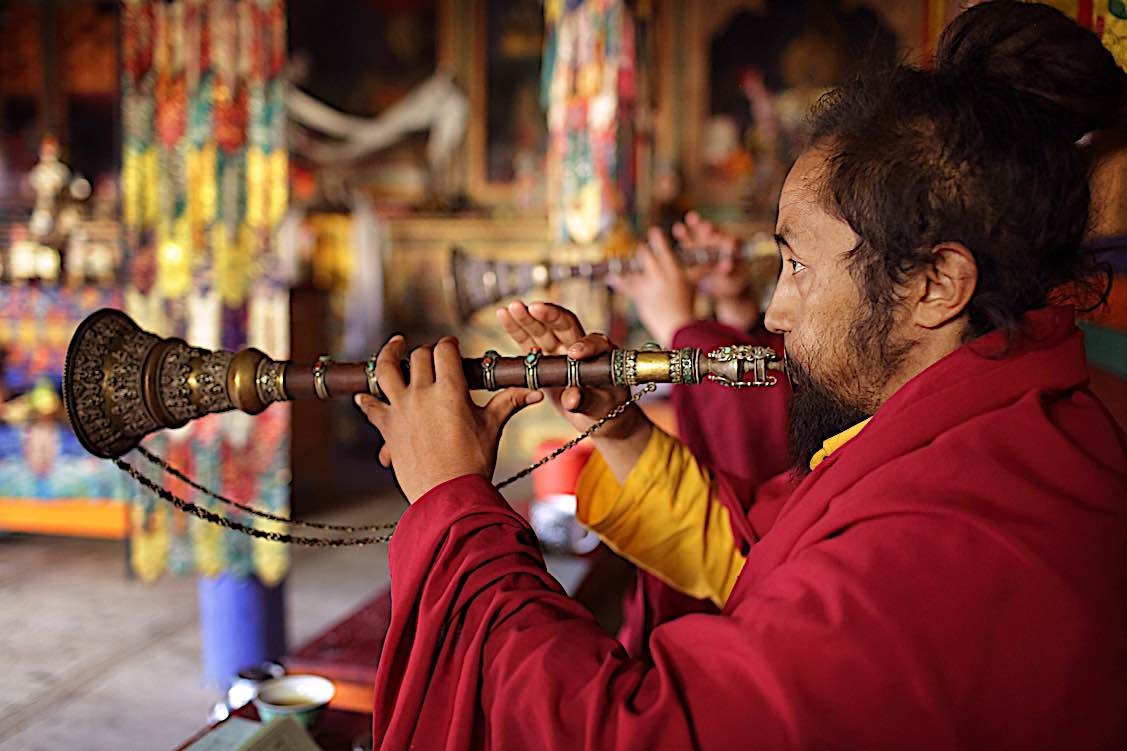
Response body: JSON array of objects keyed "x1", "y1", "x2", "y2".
[
  {"x1": 0, "y1": 0, "x2": 130, "y2": 539},
  {"x1": 0, "y1": 284, "x2": 131, "y2": 538},
  {"x1": 0, "y1": 205, "x2": 129, "y2": 538}
]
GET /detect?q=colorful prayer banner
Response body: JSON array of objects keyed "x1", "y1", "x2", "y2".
[
  {"x1": 543, "y1": 0, "x2": 636, "y2": 245},
  {"x1": 121, "y1": 0, "x2": 290, "y2": 584}
]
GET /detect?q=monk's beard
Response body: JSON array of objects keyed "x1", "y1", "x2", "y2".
[
  {"x1": 785, "y1": 358, "x2": 871, "y2": 474},
  {"x1": 785, "y1": 301, "x2": 914, "y2": 475}
]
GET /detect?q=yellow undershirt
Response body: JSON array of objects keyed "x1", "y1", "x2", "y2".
[
  {"x1": 808, "y1": 418, "x2": 871, "y2": 471},
  {"x1": 575, "y1": 419, "x2": 871, "y2": 608}
]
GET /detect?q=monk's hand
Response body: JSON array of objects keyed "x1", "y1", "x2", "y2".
[
  {"x1": 354, "y1": 335, "x2": 542, "y2": 504},
  {"x1": 608, "y1": 227, "x2": 696, "y2": 347},
  {"x1": 497, "y1": 300, "x2": 648, "y2": 441},
  {"x1": 672, "y1": 210, "x2": 737, "y2": 256},
  {"x1": 672, "y1": 211, "x2": 745, "y2": 306}
]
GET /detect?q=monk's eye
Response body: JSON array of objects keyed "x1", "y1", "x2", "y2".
[{"x1": 788, "y1": 258, "x2": 807, "y2": 274}]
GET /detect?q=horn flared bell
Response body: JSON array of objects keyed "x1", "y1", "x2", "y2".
[{"x1": 63, "y1": 309, "x2": 279, "y2": 459}]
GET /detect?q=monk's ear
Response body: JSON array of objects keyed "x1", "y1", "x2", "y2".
[{"x1": 912, "y1": 242, "x2": 977, "y2": 329}]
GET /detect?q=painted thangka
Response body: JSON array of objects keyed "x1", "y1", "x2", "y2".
[
  {"x1": 121, "y1": 0, "x2": 291, "y2": 583},
  {"x1": 543, "y1": 0, "x2": 636, "y2": 246}
]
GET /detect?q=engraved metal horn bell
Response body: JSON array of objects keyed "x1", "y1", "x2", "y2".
[{"x1": 63, "y1": 308, "x2": 278, "y2": 459}]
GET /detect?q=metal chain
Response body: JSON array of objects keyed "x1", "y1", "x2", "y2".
[
  {"x1": 134, "y1": 445, "x2": 397, "y2": 532},
  {"x1": 117, "y1": 384, "x2": 656, "y2": 546},
  {"x1": 495, "y1": 383, "x2": 656, "y2": 489},
  {"x1": 115, "y1": 459, "x2": 395, "y2": 547}
]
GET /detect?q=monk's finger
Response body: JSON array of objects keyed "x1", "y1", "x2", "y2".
[
  {"x1": 354, "y1": 393, "x2": 387, "y2": 427},
  {"x1": 496, "y1": 306, "x2": 534, "y2": 349},
  {"x1": 647, "y1": 227, "x2": 680, "y2": 273},
  {"x1": 636, "y1": 242, "x2": 661, "y2": 280},
  {"x1": 433, "y1": 336, "x2": 468, "y2": 391},
  {"x1": 566, "y1": 332, "x2": 613, "y2": 360},
  {"x1": 684, "y1": 210, "x2": 706, "y2": 237},
  {"x1": 375, "y1": 336, "x2": 406, "y2": 402},
  {"x1": 509, "y1": 300, "x2": 567, "y2": 353},
  {"x1": 507, "y1": 300, "x2": 559, "y2": 351},
  {"x1": 671, "y1": 221, "x2": 691, "y2": 248},
  {"x1": 676, "y1": 212, "x2": 707, "y2": 247},
  {"x1": 560, "y1": 384, "x2": 619, "y2": 418},
  {"x1": 685, "y1": 211, "x2": 718, "y2": 247},
  {"x1": 528, "y1": 302, "x2": 586, "y2": 345},
  {"x1": 559, "y1": 386, "x2": 583, "y2": 412},
  {"x1": 409, "y1": 344, "x2": 436, "y2": 386},
  {"x1": 483, "y1": 388, "x2": 543, "y2": 431}
]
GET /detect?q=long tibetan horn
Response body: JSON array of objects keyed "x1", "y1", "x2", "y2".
[
  {"x1": 449, "y1": 236, "x2": 779, "y2": 322},
  {"x1": 62, "y1": 308, "x2": 781, "y2": 459}
]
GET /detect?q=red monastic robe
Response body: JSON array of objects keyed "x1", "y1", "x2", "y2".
[
  {"x1": 372, "y1": 307, "x2": 1127, "y2": 750},
  {"x1": 618, "y1": 320, "x2": 793, "y2": 659}
]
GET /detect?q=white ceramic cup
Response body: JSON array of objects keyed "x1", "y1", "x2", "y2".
[{"x1": 253, "y1": 674, "x2": 335, "y2": 728}]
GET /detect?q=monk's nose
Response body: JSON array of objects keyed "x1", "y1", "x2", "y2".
[{"x1": 764, "y1": 294, "x2": 791, "y2": 335}]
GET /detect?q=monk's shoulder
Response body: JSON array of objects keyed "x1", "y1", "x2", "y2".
[
  {"x1": 847, "y1": 387, "x2": 1123, "y2": 500},
  {"x1": 810, "y1": 389, "x2": 1127, "y2": 565}
]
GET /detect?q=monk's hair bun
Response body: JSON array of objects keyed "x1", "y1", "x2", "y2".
[
  {"x1": 935, "y1": 0, "x2": 1126, "y2": 142},
  {"x1": 806, "y1": 1, "x2": 1118, "y2": 342}
]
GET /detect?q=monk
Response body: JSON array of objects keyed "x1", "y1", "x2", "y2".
[{"x1": 355, "y1": 3, "x2": 1127, "y2": 748}]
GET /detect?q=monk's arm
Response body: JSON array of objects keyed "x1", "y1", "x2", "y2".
[
  {"x1": 577, "y1": 427, "x2": 745, "y2": 607},
  {"x1": 374, "y1": 477, "x2": 969, "y2": 750},
  {"x1": 587, "y1": 412, "x2": 654, "y2": 484}
]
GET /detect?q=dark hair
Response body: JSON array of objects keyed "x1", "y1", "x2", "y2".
[{"x1": 807, "y1": 1, "x2": 1126, "y2": 341}]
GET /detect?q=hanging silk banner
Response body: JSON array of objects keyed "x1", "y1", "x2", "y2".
[
  {"x1": 120, "y1": 0, "x2": 290, "y2": 584},
  {"x1": 543, "y1": 0, "x2": 637, "y2": 246}
]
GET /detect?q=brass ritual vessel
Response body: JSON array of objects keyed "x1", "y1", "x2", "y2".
[{"x1": 63, "y1": 308, "x2": 782, "y2": 460}]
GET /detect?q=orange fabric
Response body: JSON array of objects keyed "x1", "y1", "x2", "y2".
[{"x1": 0, "y1": 498, "x2": 129, "y2": 539}]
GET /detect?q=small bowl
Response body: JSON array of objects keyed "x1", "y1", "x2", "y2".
[{"x1": 253, "y1": 674, "x2": 335, "y2": 728}]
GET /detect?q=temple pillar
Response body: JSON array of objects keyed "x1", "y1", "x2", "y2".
[{"x1": 197, "y1": 574, "x2": 287, "y2": 691}]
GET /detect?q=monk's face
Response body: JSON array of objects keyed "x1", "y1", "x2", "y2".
[{"x1": 765, "y1": 148, "x2": 915, "y2": 468}]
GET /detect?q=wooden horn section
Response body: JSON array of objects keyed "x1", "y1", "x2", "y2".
[{"x1": 63, "y1": 308, "x2": 782, "y2": 459}]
